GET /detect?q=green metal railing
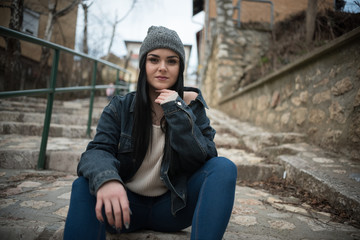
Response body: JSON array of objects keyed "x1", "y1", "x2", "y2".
[{"x1": 0, "y1": 26, "x2": 131, "y2": 170}]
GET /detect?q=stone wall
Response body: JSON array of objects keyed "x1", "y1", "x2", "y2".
[
  {"x1": 200, "y1": 0, "x2": 360, "y2": 160},
  {"x1": 201, "y1": 0, "x2": 271, "y2": 106},
  {"x1": 217, "y1": 27, "x2": 360, "y2": 160}
]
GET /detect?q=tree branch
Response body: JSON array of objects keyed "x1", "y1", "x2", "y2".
[
  {"x1": 55, "y1": 0, "x2": 81, "y2": 18},
  {"x1": 115, "y1": 0, "x2": 137, "y2": 24}
]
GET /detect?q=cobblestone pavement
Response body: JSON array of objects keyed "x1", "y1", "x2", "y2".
[{"x1": 0, "y1": 168, "x2": 359, "y2": 240}]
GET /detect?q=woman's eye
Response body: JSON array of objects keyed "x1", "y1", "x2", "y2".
[
  {"x1": 148, "y1": 58, "x2": 159, "y2": 64},
  {"x1": 167, "y1": 59, "x2": 178, "y2": 65}
]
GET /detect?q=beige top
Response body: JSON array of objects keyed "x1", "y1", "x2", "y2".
[{"x1": 126, "y1": 125, "x2": 168, "y2": 196}]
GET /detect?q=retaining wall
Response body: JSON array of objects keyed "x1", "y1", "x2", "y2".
[{"x1": 217, "y1": 27, "x2": 360, "y2": 160}]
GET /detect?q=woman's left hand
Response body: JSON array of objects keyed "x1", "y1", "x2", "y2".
[{"x1": 154, "y1": 89, "x2": 177, "y2": 104}]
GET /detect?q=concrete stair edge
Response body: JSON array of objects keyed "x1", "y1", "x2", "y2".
[
  {"x1": 276, "y1": 154, "x2": 360, "y2": 222},
  {"x1": 0, "y1": 110, "x2": 100, "y2": 126},
  {"x1": 0, "y1": 121, "x2": 96, "y2": 138}
]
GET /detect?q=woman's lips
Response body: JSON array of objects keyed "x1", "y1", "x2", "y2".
[{"x1": 156, "y1": 76, "x2": 168, "y2": 80}]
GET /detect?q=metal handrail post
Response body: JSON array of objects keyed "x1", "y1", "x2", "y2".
[
  {"x1": 37, "y1": 49, "x2": 59, "y2": 169},
  {"x1": 87, "y1": 61, "x2": 97, "y2": 138}
]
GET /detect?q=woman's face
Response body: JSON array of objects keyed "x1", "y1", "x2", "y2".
[{"x1": 146, "y1": 48, "x2": 180, "y2": 91}]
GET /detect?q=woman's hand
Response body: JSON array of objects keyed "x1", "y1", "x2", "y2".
[
  {"x1": 95, "y1": 180, "x2": 130, "y2": 230},
  {"x1": 155, "y1": 89, "x2": 177, "y2": 104}
]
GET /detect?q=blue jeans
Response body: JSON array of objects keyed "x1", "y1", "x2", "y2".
[{"x1": 64, "y1": 157, "x2": 237, "y2": 240}]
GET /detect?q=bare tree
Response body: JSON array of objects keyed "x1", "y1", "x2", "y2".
[
  {"x1": 81, "y1": 0, "x2": 93, "y2": 54},
  {"x1": 0, "y1": 0, "x2": 24, "y2": 91},
  {"x1": 106, "y1": 0, "x2": 136, "y2": 59},
  {"x1": 75, "y1": 0, "x2": 93, "y2": 90},
  {"x1": 355, "y1": 1, "x2": 360, "y2": 8},
  {"x1": 35, "y1": 0, "x2": 80, "y2": 88},
  {"x1": 94, "y1": 0, "x2": 136, "y2": 87}
]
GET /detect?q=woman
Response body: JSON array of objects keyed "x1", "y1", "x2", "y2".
[{"x1": 64, "y1": 26, "x2": 237, "y2": 240}]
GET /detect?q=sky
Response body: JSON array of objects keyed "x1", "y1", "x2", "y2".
[
  {"x1": 75, "y1": 0, "x2": 359, "y2": 77},
  {"x1": 344, "y1": 0, "x2": 360, "y2": 12},
  {"x1": 75, "y1": 0, "x2": 204, "y2": 76}
]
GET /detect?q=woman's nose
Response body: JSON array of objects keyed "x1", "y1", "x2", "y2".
[{"x1": 159, "y1": 61, "x2": 167, "y2": 71}]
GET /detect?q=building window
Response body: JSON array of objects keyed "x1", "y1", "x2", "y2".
[{"x1": 22, "y1": 8, "x2": 40, "y2": 36}]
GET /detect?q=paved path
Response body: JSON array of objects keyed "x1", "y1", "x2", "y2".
[{"x1": 0, "y1": 168, "x2": 359, "y2": 240}]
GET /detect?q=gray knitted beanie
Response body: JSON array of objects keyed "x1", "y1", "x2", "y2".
[{"x1": 139, "y1": 26, "x2": 185, "y2": 67}]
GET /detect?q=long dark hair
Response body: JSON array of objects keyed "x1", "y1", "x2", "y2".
[{"x1": 132, "y1": 53, "x2": 184, "y2": 166}]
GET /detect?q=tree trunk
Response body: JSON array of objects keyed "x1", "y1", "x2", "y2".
[
  {"x1": 35, "y1": 0, "x2": 80, "y2": 89},
  {"x1": 35, "y1": 1, "x2": 56, "y2": 89},
  {"x1": 106, "y1": 0, "x2": 136, "y2": 59},
  {"x1": 80, "y1": 2, "x2": 91, "y2": 89},
  {"x1": 106, "y1": 21, "x2": 116, "y2": 59},
  {"x1": 4, "y1": 0, "x2": 24, "y2": 91},
  {"x1": 306, "y1": 0, "x2": 318, "y2": 44},
  {"x1": 82, "y1": 3, "x2": 89, "y2": 54}
]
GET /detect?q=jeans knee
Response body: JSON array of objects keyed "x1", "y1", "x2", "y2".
[
  {"x1": 208, "y1": 157, "x2": 237, "y2": 182},
  {"x1": 71, "y1": 177, "x2": 89, "y2": 192},
  {"x1": 221, "y1": 157, "x2": 237, "y2": 181}
]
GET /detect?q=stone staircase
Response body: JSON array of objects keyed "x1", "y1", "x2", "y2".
[
  {"x1": 0, "y1": 96, "x2": 105, "y2": 173},
  {"x1": 0, "y1": 96, "x2": 286, "y2": 180},
  {"x1": 0, "y1": 96, "x2": 359, "y2": 239},
  {"x1": 208, "y1": 109, "x2": 360, "y2": 225}
]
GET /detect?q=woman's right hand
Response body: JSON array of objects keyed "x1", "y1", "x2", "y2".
[{"x1": 95, "y1": 180, "x2": 130, "y2": 230}]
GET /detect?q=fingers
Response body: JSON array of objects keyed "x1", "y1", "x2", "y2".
[
  {"x1": 99, "y1": 197, "x2": 128, "y2": 230},
  {"x1": 104, "y1": 199, "x2": 115, "y2": 227},
  {"x1": 120, "y1": 196, "x2": 131, "y2": 229},
  {"x1": 112, "y1": 199, "x2": 122, "y2": 229},
  {"x1": 154, "y1": 95, "x2": 166, "y2": 104},
  {"x1": 95, "y1": 181, "x2": 131, "y2": 230},
  {"x1": 95, "y1": 198, "x2": 104, "y2": 223},
  {"x1": 154, "y1": 89, "x2": 176, "y2": 104}
]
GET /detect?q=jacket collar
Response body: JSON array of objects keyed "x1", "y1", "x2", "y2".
[{"x1": 129, "y1": 86, "x2": 208, "y2": 113}]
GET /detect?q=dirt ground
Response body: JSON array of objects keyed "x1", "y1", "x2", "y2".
[{"x1": 237, "y1": 9, "x2": 360, "y2": 89}]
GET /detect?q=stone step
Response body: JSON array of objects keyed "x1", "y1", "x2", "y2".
[
  {"x1": 259, "y1": 142, "x2": 360, "y2": 223},
  {"x1": 0, "y1": 110, "x2": 100, "y2": 126},
  {"x1": 0, "y1": 103, "x2": 103, "y2": 115},
  {"x1": 0, "y1": 96, "x2": 108, "y2": 107},
  {"x1": 0, "y1": 121, "x2": 95, "y2": 138},
  {"x1": 214, "y1": 125, "x2": 284, "y2": 181},
  {"x1": 0, "y1": 96, "x2": 62, "y2": 106},
  {"x1": 0, "y1": 133, "x2": 282, "y2": 183},
  {"x1": 217, "y1": 147, "x2": 284, "y2": 182},
  {"x1": 207, "y1": 109, "x2": 306, "y2": 152},
  {"x1": 0, "y1": 135, "x2": 89, "y2": 173},
  {"x1": 0, "y1": 96, "x2": 108, "y2": 115},
  {"x1": 208, "y1": 108, "x2": 360, "y2": 223}
]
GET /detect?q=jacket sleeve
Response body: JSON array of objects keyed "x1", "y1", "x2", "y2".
[
  {"x1": 161, "y1": 95, "x2": 217, "y2": 173},
  {"x1": 77, "y1": 98, "x2": 123, "y2": 195}
]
